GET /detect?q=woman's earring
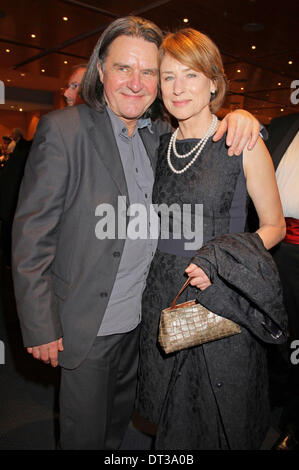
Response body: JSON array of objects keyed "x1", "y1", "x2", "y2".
[{"x1": 210, "y1": 90, "x2": 217, "y2": 102}]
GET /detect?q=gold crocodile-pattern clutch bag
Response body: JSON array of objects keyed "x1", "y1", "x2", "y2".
[{"x1": 158, "y1": 278, "x2": 241, "y2": 354}]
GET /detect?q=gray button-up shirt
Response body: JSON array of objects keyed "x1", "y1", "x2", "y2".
[{"x1": 97, "y1": 107, "x2": 157, "y2": 336}]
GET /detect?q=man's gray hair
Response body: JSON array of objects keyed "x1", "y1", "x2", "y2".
[{"x1": 81, "y1": 16, "x2": 163, "y2": 112}]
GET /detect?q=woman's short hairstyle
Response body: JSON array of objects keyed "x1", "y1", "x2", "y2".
[
  {"x1": 81, "y1": 16, "x2": 163, "y2": 111},
  {"x1": 159, "y1": 28, "x2": 228, "y2": 113}
]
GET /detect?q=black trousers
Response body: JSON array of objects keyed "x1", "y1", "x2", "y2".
[
  {"x1": 269, "y1": 242, "x2": 299, "y2": 426},
  {"x1": 59, "y1": 325, "x2": 140, "y2": 450},
  {"x1": 273, "y1": 242, "x2": 299, "y2": 341}
]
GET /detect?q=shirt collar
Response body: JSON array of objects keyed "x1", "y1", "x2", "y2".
[{"x1": 106, "y1": 106, "x2": 153, "y2": 136}]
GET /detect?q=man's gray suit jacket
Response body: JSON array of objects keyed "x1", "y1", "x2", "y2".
[{"x1": 12, "y1": 103, "x2": 170, "y2": 369}]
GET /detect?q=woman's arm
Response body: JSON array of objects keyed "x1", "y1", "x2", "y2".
[
  {"x1": 213, "y1": 109, "x2": 261, "y2": 156},
  {"x1": 243, "y1": 137, "x2": 286, "y2": 250}
]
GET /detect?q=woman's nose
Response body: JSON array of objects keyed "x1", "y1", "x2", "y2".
[{"x1": 173, "y1": 78, "x2": 185, "y2": 95}]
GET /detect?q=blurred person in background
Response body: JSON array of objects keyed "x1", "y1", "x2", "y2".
[
  {"x1": 1, "y1": 136, "x2": 12, "y2": 159},
  {"x1": 63, "y1": 64, "x2": 87, "y2": 107},
  {"x1": 0, "y1": 128, "x2": 32, "y2": 266},
  {"x1": 266, "y1": 113, "x2": 299, "y2": 451}
]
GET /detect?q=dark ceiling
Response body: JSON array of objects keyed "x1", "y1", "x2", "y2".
[{"x1": 0, "y1": 0, "x2": 298, "y2": 123}]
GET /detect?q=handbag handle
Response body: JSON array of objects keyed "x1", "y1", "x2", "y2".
[{"x1": 170, "y1": 277, "x2": 191, "y2": 309}]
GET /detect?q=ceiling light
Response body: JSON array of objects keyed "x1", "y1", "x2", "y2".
[
  {"x1": 41, "y1": 69, "x2": 45, "y2": 73},
  {"x1": 64, "y1": 60, "x2": 68, "y2": 64},
  {"x1": 241, "y1": 87, "x2": 244, "y2": 91},
  {"x1": 280, "y1": 108, "x2": 284, "y2": 112},
  {"x1": 278, "y1": 82, "x2": 282, "y2": 86},
  {"x1": 6, "y1": 79, "x2": 11, "y2": 82},
  {"x1": 183, "y1": 18, "x2": 189, "y2": 23},
  {"x1": 19, "y1": 108, "x2": 23, "y2": 112},
  {"x1": 251, "y1": 45, "x2": 256, "y2": 50},
  {"x1": 5, "y1": 48, "x2": 10, "y2": 53},
  {"x1": 31, "y1": 34, "x2": 36, "y2": 38},
  {"x1": 237, "y1": 69, "x2": 241, "y2": 73},
  {"x1": 20, "y1": 73, "x2": 25, "y2": 76},
  {"x1": 288, "y1": 60, "x2": 293, "y2": 65},
  {"x1": 63, "y1": 16, "x2": 69, "y2": 21}
]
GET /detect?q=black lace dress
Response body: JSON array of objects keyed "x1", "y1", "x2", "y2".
[{"x1": 135, "y1": 133, "x2": 270, "y2": 450}]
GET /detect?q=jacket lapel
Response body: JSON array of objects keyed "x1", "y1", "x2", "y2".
[
  {"x1": 138, "y1": 126, "x2": 159, "y2": 171},
  {"x1": 84, "y1": 105, "x2": 129, "y2": 201}
]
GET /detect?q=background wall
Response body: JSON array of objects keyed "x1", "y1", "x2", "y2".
[{"x1": 0, "y1": 90, "x2": 64, "y2": 143}]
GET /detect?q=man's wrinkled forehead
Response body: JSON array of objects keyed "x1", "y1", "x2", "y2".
[{"x1": 101, "y1": 34, "x2": 159, "y2": 67}]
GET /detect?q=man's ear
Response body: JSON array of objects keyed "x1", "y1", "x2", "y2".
[{"x1": 97, "y1": 61, "x2": 104, "y2": 83}]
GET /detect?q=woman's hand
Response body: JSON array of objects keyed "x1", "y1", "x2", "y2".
[
  {"x1": 213, "y1": 109, "x2": 260, "y2": 156},
  {"x1": 185, "y1": 263, "x2": 211, "y2": 290}
]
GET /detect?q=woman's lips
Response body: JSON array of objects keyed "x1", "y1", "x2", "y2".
[{"x1": 172, "y1": 100, "x2": 191, "y2": 106}]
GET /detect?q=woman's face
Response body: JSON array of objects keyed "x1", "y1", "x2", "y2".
[{"x1": 160, "y1": 53, "x2": 215, "y2": 123}]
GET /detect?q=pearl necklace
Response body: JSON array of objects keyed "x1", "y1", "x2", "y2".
[{"x1": 167, "y1": 114, "x2": 218, "y2": 174}]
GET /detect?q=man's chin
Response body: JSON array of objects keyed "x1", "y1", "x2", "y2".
[{"x1": 121, "y1": 106, "x2": 153, "y2": 121}]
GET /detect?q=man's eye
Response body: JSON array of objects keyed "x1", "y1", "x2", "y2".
[
  {"x1": 164, "y1": 76, "x2": 174, "y2": 81},
  {"x1": 142, "y1": 70, "x2": 157, "y2": 76},
  {"x1": 187, "y1": 73, "x2": 197, "y2": 78},
  {"x1": 65, "y1": 83, "x2": 79, "y2": 90}
]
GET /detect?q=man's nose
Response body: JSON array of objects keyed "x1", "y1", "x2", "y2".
[
  {"x1": 127, "y1": 71, "x2": 142, "y2": 92},
  {"x1": 63, "y1": 87, "x2": 71, "y2": 99}
]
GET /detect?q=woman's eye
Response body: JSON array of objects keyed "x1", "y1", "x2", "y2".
[
  {"x1": 164, "y1": 76, "x2": 174, "y2": 81},
  {"x1": 187, "y1": 73, "x2": 196, "y2": 78}
]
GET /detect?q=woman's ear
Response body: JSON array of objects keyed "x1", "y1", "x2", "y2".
[{"x1": 210, "y1": 79, "x2": 217, "y2": 94}]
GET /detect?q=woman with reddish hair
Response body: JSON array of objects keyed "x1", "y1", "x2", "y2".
[{"x1": 136, "y1": 29, "x2": 287, "y2": 450}]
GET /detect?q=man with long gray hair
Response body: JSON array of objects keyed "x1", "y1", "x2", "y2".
[{"x1": 12, "y1": 16, "x2": 261, "y2": 449}]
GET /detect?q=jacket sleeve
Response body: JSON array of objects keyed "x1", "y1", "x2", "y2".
[
  {"x1": 12, "y1": 113, "x2": 69, "y2": 347},
  {"x1": 190, "y1": 232, "x2": 288, "y2": 344}
]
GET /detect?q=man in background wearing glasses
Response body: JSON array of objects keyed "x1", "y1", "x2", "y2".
[{"x1": 63, "y1": 64, "x2": 87, "y2": 107}]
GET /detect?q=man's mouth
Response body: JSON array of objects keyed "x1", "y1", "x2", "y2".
[{"x1": 121, "y1": 93, "x2": 144, "y2": 99}]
